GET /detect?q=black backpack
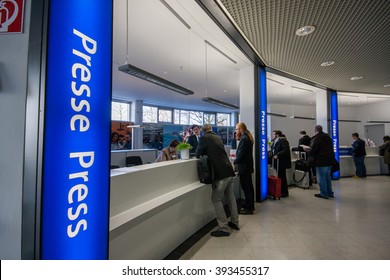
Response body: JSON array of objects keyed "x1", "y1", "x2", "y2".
[{"x1": 197, "y1": 155, "x2": 214, "y2": 184}]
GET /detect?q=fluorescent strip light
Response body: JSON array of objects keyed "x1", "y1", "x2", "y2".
[
  {"x1": 118, "y1": 64, "x2": 194, "y2": 96},
  {"x1": 204, "y1": 40, "x2": 237, "y2": 64},
  {"x1": 291, "y1": 86, "x2": 313, "y2": 92},
  {"x1": 266, "y1": 78, "x2": 284, "y2": 85},
  {"x1": 267, "y1": 112, "x2": 287, "y2": 118},
  {"x1": 289, "y1": 115, "x2": 315, "y2": 120},
  {"x1": 202, "y1": 97, "x2": 239, "y2": 109},
  {"x1": 339, "y1": 119, "x2": 362, "y2": 123},
  {"x1": 367, "y1": 120, "x2": 390, "y2": 123},
  {"x1": 159, "y1": 0, "x2": 191, "y2": 29}
]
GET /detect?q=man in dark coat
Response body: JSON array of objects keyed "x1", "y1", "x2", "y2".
[
  {"x1": 304, "y1": 125, "x2": 335, "y2": 199},
  {"x1": 187, "y1": 125, "x2": 201, "y2": 156},
  {"x1": 351, "y1": 132, "x2": 366, "y2": 178},
  {"x1": 196, "y1": 124, "x2": 239, "y2": 237},
  {"x1": 271, "y1": 130, "x2": 291, "y2": 197}
]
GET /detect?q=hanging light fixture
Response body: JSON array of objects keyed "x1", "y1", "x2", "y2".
[
  {"x1": 201, "y1": 41, "x2": 239, "y2": 110},
  {"x1": 118, "y1": 0, "x2": 193, "y2": 96}
]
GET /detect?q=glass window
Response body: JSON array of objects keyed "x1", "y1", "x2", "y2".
[
  {"x1": 174, "y1": 109, "x2": 180, "y2": 124},
  {"x1": 217, "y1": 113, "x2": 230, "y2": 126},
  {"x1": 180, "y1": 110, "x2": 189, "y2": 125},
  {"x1": 142, "y1": 105, "x2": 158, "y2": 123},
  {"x1": 203, "y1": 113, "x2": 216, "y2": 125},
  {"x1": 190, "y1": 111, "x2": 203, "y2": 125},
  {"x1": 112, "y1": 101, "x2": 130, "y2": 121},
  {"x1": 158, "y1": 109, "x2": 172, "y2": 123}
]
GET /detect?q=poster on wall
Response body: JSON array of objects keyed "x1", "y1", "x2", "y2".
[
  {"x1": 110, "y1": 121, "x2": 133, "y2": 150},
  {"x1": 0, "y1": 0, "x2": 25, "y2": 34}
]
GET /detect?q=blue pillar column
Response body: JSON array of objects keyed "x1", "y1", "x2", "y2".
[
  {"x1": 258, "y1": 67, "x2": 268, "y2": 201},
  {"x1": 329, "y1": 90, "x2": 340, "y2": 180},
  {"x1": 41, "y1": 0, "x2": 113, "y2": 259}
]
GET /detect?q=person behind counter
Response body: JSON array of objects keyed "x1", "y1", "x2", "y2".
[
  {"x1": 379, "y1": 135, "x2": 390, "y2": 176},
  {"x1": 155, "y1": 139, "x2": 179, "y2": 162},
  {"x1": 234, "y1": 122, "x2": 255, "y2": 215},
  {"x1": 187, "y1": 125, "x2": 201, "y2": 156},
  {"x1": 351, "y1": 132, "x2": 366, "y2": 178}
]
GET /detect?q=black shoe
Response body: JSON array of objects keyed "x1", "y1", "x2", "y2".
[
  {"x1": 329, "y1": 194, "x2": 335, "y2": 198},
  {"x1": 314, "y1": 193, "x2": 329, "y2": 199},
  {"x1": 228, "y1": 221, "x2": 240, "y2": 231},
  {"x1": 281, "y1": 194, "x2": 289, "y2": 198},
  {"x1": 210, "y1": 229, "x2": 230, "y2": 237},
  {"x1": 239, "y1": 209, "x2": 254, "y2": 215}
]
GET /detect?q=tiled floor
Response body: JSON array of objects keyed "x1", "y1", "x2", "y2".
[{"x1": 180, "y1": 175, "x2": 390, "y2": 260}]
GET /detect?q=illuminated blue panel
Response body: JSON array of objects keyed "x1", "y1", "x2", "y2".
[
  {"x1": 41, "y1": 0, "x2": 112, "y2": 259},
  {"x1": 330, "y1": 90, "x2": 340, "y2": 180},
  {"x1": 258, "y1": 67, "x2": 268, "y2": 201}
]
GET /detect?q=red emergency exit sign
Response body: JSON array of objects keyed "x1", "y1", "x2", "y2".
[{"x1": 0, "y1": 0, "x2": 25, "y2": 34}]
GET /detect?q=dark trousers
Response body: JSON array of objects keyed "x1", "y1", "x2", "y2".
[
  {"x1": 239, "y1": 173, "x2": 255, "y2": 211},
  {"x1": 353, "y1": 156, "x2": 366, "y2": 177},
  {"x1": 277, "y1": 167, "x2": 288, "y2": 196}
]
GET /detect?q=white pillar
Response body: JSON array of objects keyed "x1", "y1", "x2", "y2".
[
  {"x1": 316, "y1": 90, "x2": 328, "y2": 132},
  {"x1": 131, "y1": 100, "x2": 144, "y2": 149},
  {"x1": 239, "y1": 66, "x2": 255, "y2": 133}
]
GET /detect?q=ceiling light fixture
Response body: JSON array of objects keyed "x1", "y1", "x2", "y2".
[
  {"x1": 320, "y1": 61, "x2": 335, "y2": 67},
  {"x1": 350, "y1": 76, "x2": 363, "y2": 80},
  {"x1": 204, "y1": 40, "x2": 237, "y2": 64},
  {"x1": 118, "y1": 64, "x2": 194, "y2": 95},
  {"x1": 367, "y1": 120, "x2": 390, "y2": 123},
  {"x1": 118, "y1": 1, "x2": 193, "y2": 96},
  {"x1": 338, "y1": 119, "x2": 361, "y2": 123},
  {"x1": 384, "y1": 84, "x2": 390, "y2": 87},
  {"x1": 202, "y1": 97, "x2": 239, "y2": 110},
  {"x1": 295, "y1": 25, "x2": 315, "y2": 36},
  {"x1": 159, "y1": 0, "x2": 191, "y2": 29},
  {"x1": 267, "y1": 112, "x2": 287, "y2": 118},
  {"x1": 267, "y1": 78, "x2": 285, "y2": 85}
]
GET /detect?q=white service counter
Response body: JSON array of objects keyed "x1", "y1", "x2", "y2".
[{"x1": 109, "y1": 159, "x2": 215, "y2": 260}]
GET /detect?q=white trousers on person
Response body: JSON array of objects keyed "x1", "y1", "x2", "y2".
[{"x1": 211, "y1": 176, "x2": 239, "y2": 232}]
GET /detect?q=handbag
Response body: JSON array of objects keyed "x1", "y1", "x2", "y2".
[{"x1": 295, "y1": 158, "x2": 308, "y2": 172}]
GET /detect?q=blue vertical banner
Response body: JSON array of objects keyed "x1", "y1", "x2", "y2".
[
  {"x1": 41, "y1": 0, "x2": 112, "y2": 259},
  {"x1": 258, "y1": 67, "x2": 268, "y2": 201},
  {"x1": 329, "y1": 90, "x2": 340, "y2": 180}
]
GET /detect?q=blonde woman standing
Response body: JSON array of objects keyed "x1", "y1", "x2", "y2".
[{"x1": 234, "y1": 122, "x2": 255, "y2": 215}]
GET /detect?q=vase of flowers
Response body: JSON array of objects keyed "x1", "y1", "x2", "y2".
[{"x1": 176, "y1": 142, "x2": 192, "y2": 160}]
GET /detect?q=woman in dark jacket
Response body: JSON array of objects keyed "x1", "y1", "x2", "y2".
[
  {"x1": 234, "y1": 122, "x2": 255, "y2": 214},
  {"x1": 304, "y1": 125, "x2": 335, "y2": 199},
  {"x1": 271, "y1": 130, "x2": 291, "y2": 197}
]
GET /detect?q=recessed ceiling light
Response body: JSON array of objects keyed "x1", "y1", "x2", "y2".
[
  {"x1": 350, "y1": 76, "x2": 363, "y2": 81},
  {"x1": 295, "y1": 25, "x2": 315, "y2": 36},
  {"x1": 384, "y1": 84, "x2": 390, "y2": 87},
  {"x1": 320, "y1": 61, "x2": 335, "y2": 67}
]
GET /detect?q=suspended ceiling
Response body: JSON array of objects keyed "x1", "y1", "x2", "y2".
[{"x1": 215, "y1": 0, "x2": 390, "y2": 95}]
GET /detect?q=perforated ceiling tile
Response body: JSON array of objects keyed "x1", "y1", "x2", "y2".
[{"x1": 219, "y1": 0, "x2": 390, "y2": 94}]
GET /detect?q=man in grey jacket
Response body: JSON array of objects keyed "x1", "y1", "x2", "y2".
[{"x1": 196, "y1": 124, "x2": 239, "y2": 237}]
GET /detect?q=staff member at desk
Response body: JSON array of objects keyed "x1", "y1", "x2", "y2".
[
  {"x1": 187, "y1": 125, "x2": 201, "y2": 156},
  {"x1": 155, "y1": 140, "x2": 179, "y2": 162}
]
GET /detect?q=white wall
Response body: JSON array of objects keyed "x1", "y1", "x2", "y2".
[
  {"x1": 268, "y1": 103, "x2": 316, "y2": 146},
  {"x1": 0, "y1": 3, "x2": 31, "y2": 259}
]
